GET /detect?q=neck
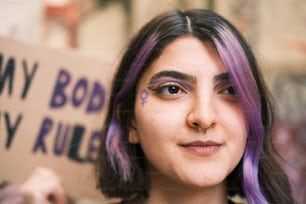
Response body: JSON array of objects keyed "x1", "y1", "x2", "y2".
[{"x1": 135, "y1": 174, "x2": 228, "y2": 204}]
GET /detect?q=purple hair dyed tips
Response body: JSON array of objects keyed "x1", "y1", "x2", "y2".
[{"x1": 214, "y1": 25, "x2": 268, "y2": 204}]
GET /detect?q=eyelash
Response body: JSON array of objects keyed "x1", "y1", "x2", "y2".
[
  {"x1": 148, "y1": 81, "x2": 236, "y2": 99},
  {"x1": 218, "y1": 85, "x2": 236, "y2": 96},
  {"x1": 148, "y1": 83, "x2": 188, "y2": 97}
]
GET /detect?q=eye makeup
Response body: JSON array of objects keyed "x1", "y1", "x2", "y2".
[
  {"x1": 213, "y1": 72, "x2": 235, "y2": 95},
  {"x1": 147, "y1": 79, "x2": 192, "y2": 91},
  {"x1": 214, "y1": 78, "x2": 232, "y2": 91},
  {"x1": 213, "y1": 79, "x2": 236, "y2": 99},
  {"x1": 146, "y1": 70, "x2": 235, "y2": 97},
  {"x1": 147, "y1": 70, "x2": 196, "y2": 94}
]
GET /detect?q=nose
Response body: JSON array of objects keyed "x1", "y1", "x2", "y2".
[{"x1": 186, "y1": 94, "x2": 217, "y2": 133}]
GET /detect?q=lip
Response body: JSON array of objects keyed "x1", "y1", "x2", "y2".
[{"x1": 180, "y1": 140, "x2": 221, "y2": 156}]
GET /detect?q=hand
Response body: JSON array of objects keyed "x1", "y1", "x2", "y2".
[{"x1": 20, "y1": 167, "x2": 67, "y2": 204}]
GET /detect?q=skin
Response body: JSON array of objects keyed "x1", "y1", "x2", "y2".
[
  {"x1": 20, "y1": 167, "x2": 67, "y2": 204},
  {"x1": 129, "y1": 36, "x2": 247, "y2": 204}
]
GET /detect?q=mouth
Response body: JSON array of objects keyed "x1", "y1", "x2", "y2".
[{"x1": 180, "y1": 140, "x2": 222, "y2": 156}]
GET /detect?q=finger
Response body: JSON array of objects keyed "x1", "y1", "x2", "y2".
[{"x1": 48, "y1": 189, "x2": 67, "y2": 204}]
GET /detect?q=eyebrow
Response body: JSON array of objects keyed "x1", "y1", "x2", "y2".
[
  {"x1": 149, "y1": 70, "x2": 197, "y2": 84},
  {"x1": 213, "y1": 72, "x2": 231, "y2": 91},
  {"x1": 149, "y1": 70, "x2": 230, "y2": 86},
  {"x1": 214, "y1": 72, "x2": 230, "y2": 82}
]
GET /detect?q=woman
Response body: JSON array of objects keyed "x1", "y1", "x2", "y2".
[{"x1": 96, "y1": 9, "x2": 295, "y2": 204}]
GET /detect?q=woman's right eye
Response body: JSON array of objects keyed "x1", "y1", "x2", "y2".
[
  {"x1": 159, "y1": 85, "x2": 182, "y2": 94},
  {"x1": 148, "y1": 83, "x2": 187, "y2": 98}
]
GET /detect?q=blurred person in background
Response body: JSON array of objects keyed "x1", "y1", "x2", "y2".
[{"x1": 0, "y1": 167, "x2": 70, "y2": 204}]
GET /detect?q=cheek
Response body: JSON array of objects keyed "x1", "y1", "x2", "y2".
[
  {"x1": 217, "y1": 108, "x2": 247, "y2": 174},
  {"x1": 134, "y1": 95, "x2": 187, "y2": 143},
  {"x1": 229, "y1": 112, "x2": 247, "y2": 144},
  {"x1": 135, "y1": 105, "x2": 183, "y2": 136},
  {"x1": 219, "y1": 103, "x2": 247, "y2": 134},
  {"x1": 136, "y1": 87, "x2": 187, "y2": 121},
  {"x1": 133, "y1": 109, "x2": 173, "y2": 164},
  {"x1": 230, "y1": 113, "x2": 247, "y2": 161},
  {"x1": 219, "y1": 104, "x2": 248, "y2": 151}
]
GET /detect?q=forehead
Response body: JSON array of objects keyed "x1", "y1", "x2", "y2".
[{"x1": 145, "y1": 36, "x2": 225, "y2": 78}]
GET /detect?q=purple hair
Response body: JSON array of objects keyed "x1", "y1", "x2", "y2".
[
  {"x1": 214, "y1": 25, "x2": 268, "y2": 204},
  {"x1": 105, "y1": 34, "x2": 157, "y2": 181}
]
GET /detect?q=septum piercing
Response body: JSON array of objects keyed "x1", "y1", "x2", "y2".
[
  {"x1": 186, "y1": 15, "x2": 193, "y2": 33},
  {"x1": 195, "y1": 124, "x2": 206, "y2": 133},
  {"x1": 194, "y1": 123, "x2": 215, "y2": 133}
]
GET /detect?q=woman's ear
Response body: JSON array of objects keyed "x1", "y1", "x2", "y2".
[
  {"x1": 129, "y1": 129, "x2": 139, "y2": 144},
  {"x1": 128, "y1": 119, "x2": 139, "y2": 144}
]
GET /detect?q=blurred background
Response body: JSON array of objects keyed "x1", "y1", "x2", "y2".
[{"x1": 0, "y1": 0, "x2": 305, "y2": 203}]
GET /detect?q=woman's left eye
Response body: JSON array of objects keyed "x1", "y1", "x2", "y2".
[{"x1": 220, "y1": 86, "x2": 235, "y2": 95}]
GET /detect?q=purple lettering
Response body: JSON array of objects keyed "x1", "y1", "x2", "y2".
[
  {"x1": 72, "y1": 78, "x2": 88, "y2": 107},
  {"x1": 49, "y1": 69, "x2": 70, "y2": 108},
  {"x1": 86, "y1": 81, "x2": 105, "y2": 113},
  {"x1": 53, "y1": 123, "x2": 70, "y2": 156},
  {"x1": 33, "y1": 117, "x2": 53, "y2": 154}
]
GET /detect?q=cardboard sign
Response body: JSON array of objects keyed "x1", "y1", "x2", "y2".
[{"x1": 0, "y1": 36, "x2": 115, "y2": 200}]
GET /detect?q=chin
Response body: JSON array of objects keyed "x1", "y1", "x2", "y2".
[{"x1": 180, "y1": 173, "x2": 227, "y2": 188}]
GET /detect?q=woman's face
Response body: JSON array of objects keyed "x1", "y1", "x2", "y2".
[{"x1": 129, "y1": 36, "x2": 247, "y2": 189}]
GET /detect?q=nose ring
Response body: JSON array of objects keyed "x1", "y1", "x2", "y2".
[{"x1": 195, "y1": 124, "x2": 205, "y2": 133}]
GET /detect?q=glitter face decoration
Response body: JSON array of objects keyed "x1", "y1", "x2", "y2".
[{"x1": 140, "y1": 89, "x2": 149, "y2": 106}]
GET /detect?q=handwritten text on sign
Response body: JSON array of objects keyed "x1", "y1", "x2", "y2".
[{"x1": 1, "y1": 53, "x2": 105, "y2": 164}]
